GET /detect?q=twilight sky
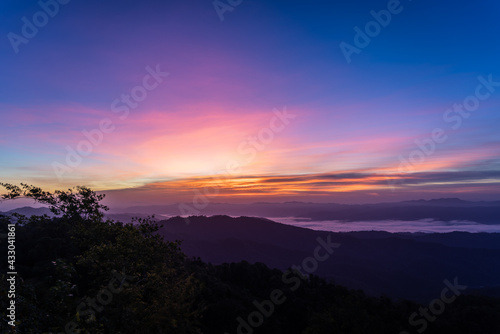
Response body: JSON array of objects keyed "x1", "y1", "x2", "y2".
[{"x1": 1, "y1": 0, "x2": 499, "y2": 207}]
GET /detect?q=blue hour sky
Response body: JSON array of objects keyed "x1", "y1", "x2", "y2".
[{"x1": 0, "y1": 0, "x2": 499, "y2": 205}]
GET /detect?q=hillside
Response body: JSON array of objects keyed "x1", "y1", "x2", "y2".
[{"x1": 158, "y1": 215, "x2": 500, "y2": 301}]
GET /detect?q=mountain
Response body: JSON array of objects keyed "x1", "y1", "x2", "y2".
[
  {"x1": 4, "y1": 206, "x2": 53, "y2": 216},
  {"x1": 113, "y1": 198, "x2": 500, "y2": 224},
  {"x1": 157, "y1": 215, "x2": 500, "y2": 302},
  {"x1": 398, "y1": 198, "x2": 500, "y2": 207}
]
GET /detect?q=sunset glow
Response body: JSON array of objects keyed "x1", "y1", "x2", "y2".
[{"x1": 1, "y1": 0, "x2": 499, "y2": 207}]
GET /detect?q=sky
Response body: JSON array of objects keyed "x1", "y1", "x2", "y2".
[{"x1": 0, "y1": 0, "x2": 499, "y2": 208}]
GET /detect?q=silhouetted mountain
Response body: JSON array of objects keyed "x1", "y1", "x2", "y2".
[
  {"x1": 113, "y1": 198, "x2": 500, "y2": 224},
  {"x1": 301, "y1": 204, "x2": 500, "y2": 223},
  {"x1": 398, "y1": 198, "x2": 500, "y2": 207},
  {"x1": 4, "y1": 206, "x2": 53, "y2": 216},
  {"x1": 158, "y1": 215, "x2": 500, "y2": 302}
]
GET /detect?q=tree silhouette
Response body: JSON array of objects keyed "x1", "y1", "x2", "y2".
[{"x1": 0, "y1": 183, "x2": 108, "y2": 221}]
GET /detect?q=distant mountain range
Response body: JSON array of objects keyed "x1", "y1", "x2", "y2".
[
  {"x1": 1, "y1": 206, "x2": 54, "y2": 216},
  {"x1": 111, "y1": 198, "x2": 500, "y2": 224},
  {"x1": 4, "y1": 198, "x2": 499, "y2": 224}
]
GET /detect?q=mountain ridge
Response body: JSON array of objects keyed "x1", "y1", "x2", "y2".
[{"x1": 157, "y1": 215, "x2": 500, "y2": 302}]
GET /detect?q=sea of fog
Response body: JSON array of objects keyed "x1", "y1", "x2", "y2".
[
  {"x1": 159, "y1": 214, "x2": 500, "y2": 233},
  {"x1": 268, "y1": 217, "x2": 500, "y2": 233}
]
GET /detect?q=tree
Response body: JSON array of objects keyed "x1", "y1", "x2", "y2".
[
  {"x1": 0, "y1": 183, "x2": 109, "y2": 221},
  {"x1": 0, "y1": 184, "x2": 203, "y2": 333}
]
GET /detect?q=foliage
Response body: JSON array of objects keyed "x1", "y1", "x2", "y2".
[
  {"x1": 0, "y1": 183, "x2": 108, "y2": 221},
  {"x1": 0, "y1": 185, "x2": 201, "y2": 333}
]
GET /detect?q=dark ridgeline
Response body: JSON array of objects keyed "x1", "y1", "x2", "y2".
[
  {"x1": 111, "y1": 198, "x2": 500, "y2": 224},
  {"x1": 158, "y1": 215, "x2": 500, "y2": 301}
]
